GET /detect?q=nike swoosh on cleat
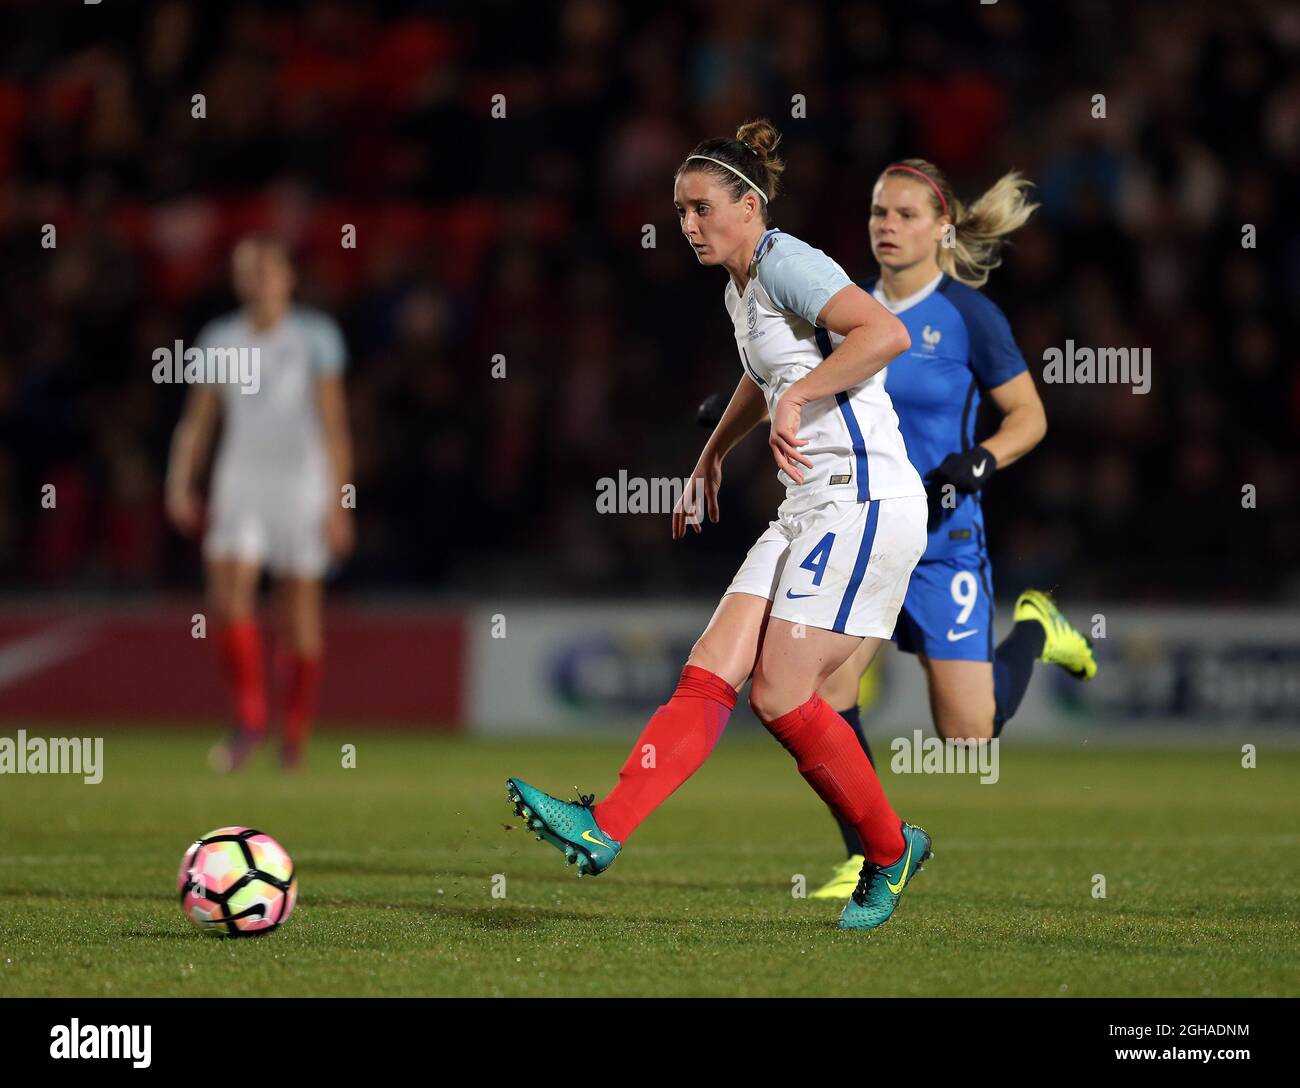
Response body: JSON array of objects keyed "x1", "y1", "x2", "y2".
[
  {"x1": 886, "y1": 840, "x2": 914, "y2": 894},
  {"x1": 946, "y1": 628, "x2": 979, "y2": 641},
  {"x1": 785, "y1": 590, "x2": 816, "y2": 599},
  {"x1": 581, "y1": 829, "x2": 612, "y2": 849}
]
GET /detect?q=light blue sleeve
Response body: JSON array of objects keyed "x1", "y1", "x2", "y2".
[
  {"x1": 299, "y1": 310, "x2": 347, "y2": 375},
  {"x1": 756, "y1": 236, "x2": 852, "y2": 327}
]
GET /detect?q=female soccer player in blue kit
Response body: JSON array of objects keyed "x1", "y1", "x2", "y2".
[
  {"x1": 808, "y1": 160, "x2": 1098, "y2": 898},
  {"x1": 506, "y1": 121, "x2": 938, "y2": 929}
]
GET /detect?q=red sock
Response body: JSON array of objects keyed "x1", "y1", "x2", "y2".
[
  {"x1": 592, "y1": 665, "x2": 737, "y2": 843},
  {"x1": 282, "y1": 654, "x2": 322, "y2": 748},
  {"x1": 218, "y1": 620, "x2": 266, "y2": 735},
  {"x1": 762, "y1": 694, "x2": 905, "y2": 865}
]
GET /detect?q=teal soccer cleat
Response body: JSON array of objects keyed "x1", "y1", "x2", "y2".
[
  {"x1": 838, "y1": 822, "x2": 932, "y2": 930},
  {"x1": 506, "y1": 778, "x2": 622, "y2": 876}
]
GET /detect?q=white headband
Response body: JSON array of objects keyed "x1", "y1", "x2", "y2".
[{"x1": 684, "y1": 154, "x2": 769, "y2": 203}]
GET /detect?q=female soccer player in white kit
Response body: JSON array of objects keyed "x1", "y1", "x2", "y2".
[
  {"x1": 166, "y1": 237, "x2": 353, "y2": 771},
  {"x1": 507, "y1": 121, "x2": 932, "y2": 929}
]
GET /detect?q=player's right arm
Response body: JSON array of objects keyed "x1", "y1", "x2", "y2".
[
  {"x1": 165, "y1": 385, "x2": 221, "y2": 537},
  {"x1": 673, "y1": 373, "x2": 767, "y2": 540}
]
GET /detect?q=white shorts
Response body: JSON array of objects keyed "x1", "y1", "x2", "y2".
[
  {"x1": 724, "y1": 496, "x2": 927, "y2": 638},
  {"x1": 203, "y1": 473, "x2": 330, "y2": 579}
]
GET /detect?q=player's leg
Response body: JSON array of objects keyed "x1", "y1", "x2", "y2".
[
  {"x1": 807, "y1": 636, "x2": 878, "y2": 897},
  {"x1": 264, "y1": 481, "x2": 333, "y2": 769},
  {"x1": 751, "y1": 624, "x2": 901, "y2": 863},
  {"x1": 919, "y1": 656, "x2": 996, "y2": 740},
  {"x1": 507, "y1": 589, "x2": 771, "y2": 875},
  {"x1": 926, "y1": 603, "x2": 1094, "y2": 740},
  {"x1": 809, "y1": 578, "x2": 935, "y2": 895},
  {"x1": 757, "y1": 497, "x2": 920, "y2": 864},
  {"x1": 819, "y1": 636, "x2": 877, "y2": 770},
  {"x1": 914, "y1": 559, "x2": 1096, "y2": 739},
  {"x1": 989, "y1": 589, "x2": 1097, "y2": 735},
  {"x1": 273, "y1": 576, "x2": 325, "y2": 769},
  {"x1": 590, "y1": 589, "x2": 769, "y2": 836},
  {"x1": 202, "y1": 476, "x2": 275, "y2": 769},
  {"x1": 206, "y1": 556, "x2": 267, "y2": 770},
  {"x1": 757, "y1": 496, "x2": 931, "y2": 928},
  {"x1": 895, "y1": 556, "x2": 999, "y2": 739},
  {"x1": 506, "y1": 520, "x2": 793, "y2": 874},
  {"x1": 750, "y1": 620, "x2": 931, "y2": 929},
  {"x1": 1006, "y1": 588, "x2": 1098, "y2": 697}
]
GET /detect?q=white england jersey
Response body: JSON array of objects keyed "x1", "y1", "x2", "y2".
[
  {"x1": 197, "y1": 306, "x2": 346, "y2": 577},
  {"x1": 197, "y1": 306, "x2": 346, "y2": 489},
  {"x1": 724, "y1": 229, "x2": 924, "y2": 513}
]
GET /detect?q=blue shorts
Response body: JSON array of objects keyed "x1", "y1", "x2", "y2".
[{"x1": 893, "y1": 553, "x2": 994, "y2": 662}]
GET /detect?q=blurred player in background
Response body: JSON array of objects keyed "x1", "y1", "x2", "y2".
[
  {"x1": 165, "y1": 237, "x2": 353, "y2": 771},
  {"x1": 509, "y1": 120, "x2": 936, "y2": 930},
  {"x1": 803, "y1": 161, "x2": 1097, "y2": 898}
]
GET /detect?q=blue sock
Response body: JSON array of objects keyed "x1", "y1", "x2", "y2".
[
  {"x1": 993, "y1": 620, "x2": 1045, "y2": 737},
  {"x1": 832, "y1": 704, "x2": 872, "y2": 858}
]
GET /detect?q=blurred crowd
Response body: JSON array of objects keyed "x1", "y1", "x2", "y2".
[{"x1": 0, "y1": 0, "x2": 1296, "y2": 602}]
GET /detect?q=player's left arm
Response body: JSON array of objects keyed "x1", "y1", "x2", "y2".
[
  {"x1": 926, "y1": 375, "x2": 1046, "y2": 494},
  {"x1": 316, "y1": 372, "x2": 355, "y2": 560},
  {"x1": 792, "y1": 285, "x2": 910, "y2": 402},
  {"x1": 978, "y1": 371, "x2": 1046, "y2": 470},
  {"x1": 773, "y1": 285, "x2": 910, "y2": 483},
  {"x1": 928, "y1": 293, "x2": 1045, "y2": 493}
]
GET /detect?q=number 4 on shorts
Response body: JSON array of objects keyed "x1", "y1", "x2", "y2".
[{"x1": 799, "y1": 532, "x2": 836, "y2": 586}]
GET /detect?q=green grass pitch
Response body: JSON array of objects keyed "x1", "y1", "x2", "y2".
[{"x1": 2, "y1": 730, "x2": 1297, "y2": 997}]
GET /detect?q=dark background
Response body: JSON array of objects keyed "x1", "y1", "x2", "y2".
[{"x1": 1, "y1": 0, "x2": 1296, "y2": 602}]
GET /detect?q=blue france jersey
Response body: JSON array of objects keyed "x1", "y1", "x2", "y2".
[{"x1": 870, "y1": 273, "x2": 1027, "y2": 559}]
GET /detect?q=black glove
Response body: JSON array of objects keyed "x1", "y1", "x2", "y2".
[
  {"x1": 696, "y1": 391, "x2": 729, "y2": 430},
  {"x1": 924, "y1": 446, "x2": 996, "y2": 531},
  {"x1": 925, "y1": 445, "x2": 997, "y2": 495}
]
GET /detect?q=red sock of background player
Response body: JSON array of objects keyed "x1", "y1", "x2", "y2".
[
  {"x1": 592, "y1": 665, "x2": 736, "y2": 843},
  {"x1": 218, "y1": 620, "x2": 267, "y2": 735},
  {"x1": 762, "y1": 694, "x2": 905, "y2": 865},
  {"x1": 282, "y1": 654, "x2": 322, "y2": 750}
]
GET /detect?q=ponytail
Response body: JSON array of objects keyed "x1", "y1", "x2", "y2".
[{"x1": 882, "y1": 159, "x2": 1039, "y2": 287}]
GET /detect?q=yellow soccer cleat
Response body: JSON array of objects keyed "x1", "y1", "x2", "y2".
[
  {"x1": 810, "y1": 854, "x2": 865, "y2": 899},
  {"x1": 1014, "y1": 589, "x2": 1097, "y2": 681}
]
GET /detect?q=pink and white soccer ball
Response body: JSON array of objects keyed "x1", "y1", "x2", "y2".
[{"x1": 177, "y1": 826, "x2": 298, "y2": 937}]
